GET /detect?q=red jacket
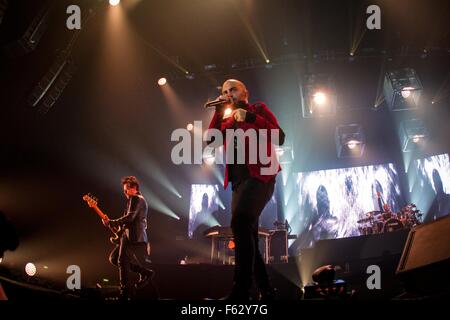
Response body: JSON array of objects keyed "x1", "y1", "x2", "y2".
[{"x1": 208, "y1": 102, "x2": 285, "y2": 189}]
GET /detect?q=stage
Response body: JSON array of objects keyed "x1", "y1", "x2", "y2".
[{"x1": 3, "y1": 225, "x2": 449, "y2": 301}]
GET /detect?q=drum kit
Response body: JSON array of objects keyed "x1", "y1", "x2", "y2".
[{"x1": 358, "y1": 204, "x2": 422, "y2": 235}]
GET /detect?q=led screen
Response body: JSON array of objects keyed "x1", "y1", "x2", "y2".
[{"x1": 292, "y1": 163, "x2": 403, "y2": 249}]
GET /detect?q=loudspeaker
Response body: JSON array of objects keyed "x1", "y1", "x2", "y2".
[{"x1": 396, "y1": 214, "x2": 450, "y2": 294}]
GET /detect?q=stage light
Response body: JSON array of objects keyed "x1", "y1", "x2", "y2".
[
  {"x1": 400, "y1": 119, "x2": 428, "y2": 152},
  {"x1": 158, "y1": 77, "x2": 167, "y2": 86},
  {"x1": 301, "y1": 74, "x2": 337, "y2": 118},
  {"x1": 275, "y1": 143, "x2": 294, "y2": 165},
  {"x1": 25, "y1": 263, "x2": 37, "y2": 276},
  {"x1": 204, "y1": 64, "x2": 217, "y2": 71},
  {"x1": 265, "y1": 59, "x2": 270, "y2": 64},
  {"x1": 3, "y1": 2, "x2": 50, "y2": 58},
  {"x1": 312, "y1": 92, "x2": 327, "y2": 105},
  {"x1": 43, "y1": 265, "x2": 49, "y2": 269},
  {"x1": 27, "y1": 53, "x2": 76, "y2": 114},
  {"x1": 335, "y1": 124, "x2": 365, "y2": 158},
  {"x1": 401, "y1": 86, "x2": 414, "y2": 99},
  {"x1": 346, "y1": 140, "x2": 359, "y2": 149},
  {"x1": 223, "y1": 107, "x2": 233, "y2": 118},
  {"x1": 276, "y1": 148, "x2": 284, "y2": 157},
  {"x1": 383, "y1": 68, "x2": 422, "y2": 111},
  {"x1": 186, "y1": 123, "x2": 194, "y2": 131},
  {"x1": 203, "y1": 153, "x2": 215, "y2": 166},
  {"x1": 109, "y1": 0, "x2": 120, "y2": 6}
]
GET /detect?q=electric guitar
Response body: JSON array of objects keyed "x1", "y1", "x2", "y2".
[{"x1": 82, "y1": 193, "x2": 122, "y2": 245}]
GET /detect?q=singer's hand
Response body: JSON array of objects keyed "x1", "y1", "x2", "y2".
[
  {"x1": 232, "y1": 108, "x2": 247, "y2": 122},
  {"x1": 218, "y1": 95, "x2": 232, "y2": 105}
]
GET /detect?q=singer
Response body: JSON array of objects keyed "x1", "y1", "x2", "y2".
[{"x1": 207, "y1": 79, "x2": 285, "y2": 301}]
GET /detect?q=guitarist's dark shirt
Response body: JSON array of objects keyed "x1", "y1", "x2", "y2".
[{"x1": 110, "y1": 193, "x2": 149, "y2": 243}]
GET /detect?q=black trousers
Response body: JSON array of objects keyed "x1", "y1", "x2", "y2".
[
  {"x1": 109, "y1": 236, "x2": 149, "y2": 289},
  {"x1": 231, "y1": 177, "x2": 275, "y2": 293}
]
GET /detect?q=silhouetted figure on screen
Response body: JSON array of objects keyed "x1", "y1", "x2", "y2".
[
  {"x1": 372, "y1": 180, "x2": 385, "y2": 212},
  {"x1": 427, "y1": 169, "x2": 450, "y2": 222},
  {"x1": 314, "y1": 185, "x2": 337, "y2": 240},
  {"x1": 192, "y1": 193, "x2": 213, "y2": 240}
]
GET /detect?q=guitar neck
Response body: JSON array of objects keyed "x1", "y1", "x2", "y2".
[{"x1": 92, "y1": 206, "x2": 108, "y2": 220}]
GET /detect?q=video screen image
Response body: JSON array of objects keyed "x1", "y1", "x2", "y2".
[
  {"x1": 188, "y1": 183, "x2": 278, "y2": 239},
  {"x1": 413, "y1": 153, "x2": 450, "y2": 222},
  {"x1": 188, "y1": 184, "x2": 220, "y2": 239},
  {"x1": 292, "y1": 163, "x2": 403, "y2": 249}
]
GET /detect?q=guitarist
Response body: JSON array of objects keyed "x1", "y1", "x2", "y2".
[{"x1": 103, "y1": 176, "x2": 154, "y2": 299}]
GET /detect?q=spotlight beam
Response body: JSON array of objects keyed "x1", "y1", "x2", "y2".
[
  {"x1": 133, "y1": 31, "x2": 189, "y2": 75},
  {"x1": 348, "y1": 2, "x2": 367, "y2": 56},
  {"x1": 216, "y1": 197, "x2": 225, "y2": 210},
  {"x1": 431, "y1": 72, "x2": 450, "y2": 105},
  {"x1": 120, "y1": 143, "x2": 182, "y2": 199},
  {"x1": 373, "y1": 59, "x2": 387, "y2": 108},
  {"x1": 233, "y1": 4, "x2": 270, "y2": 64},
  {"x1": 142, "y1": 187, "x2": 180, "y2": 220},
  {"x1": 350, "y1": 28, "x2": 366, "y2": 56}
]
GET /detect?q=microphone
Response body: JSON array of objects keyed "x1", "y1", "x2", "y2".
[{"x1": 204, "y1": 98, "x2": 228, "y2": 108}]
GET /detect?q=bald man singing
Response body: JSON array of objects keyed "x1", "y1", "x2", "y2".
[{"x1": 207, "y1": 79, "x2": 285, "y2": 300}]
